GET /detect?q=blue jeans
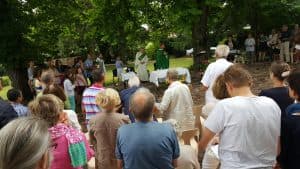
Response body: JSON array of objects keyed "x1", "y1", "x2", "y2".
[{"x1": 246, "y1": 51, "x2": 255, "y2": 64}]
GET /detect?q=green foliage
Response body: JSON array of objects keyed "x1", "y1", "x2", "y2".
[
  {"x1": 0, "y1": 0, "x2": 34, "y2": 68},
  {"x1": 0, "y1": 86, "x2": 12, "y2": 100},
  {"x1": 1, "y1": 0, "x2": 300, "y2": 68},
  {"x1": 145, "y1": 42, "x2": 158, "y2": 59},
  {"x1": 0, "y1": 76, "x2": 11, "y2": 87},
  {"x1": 213, "y1": 0, "x2": 300, "y2": 39}
]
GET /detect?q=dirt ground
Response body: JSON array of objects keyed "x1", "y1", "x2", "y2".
[{"x1": 139, "y1": 62, "x2": 274, "y2": 106}]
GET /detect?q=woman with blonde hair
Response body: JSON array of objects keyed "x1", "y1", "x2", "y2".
[
  {"x1": 201, "y1": 74, "x2": 229, "y2": 169},
  {"x1": 0, "y1": 117, "x2": 51, "y2": 169},
  {"x1": 212, "y1": 74, "x2": 229, "y2": 100},
  {"x1": 28, "y1": 94, "x2": 94, "y2": 169},
  {"x1": 90, "y1": 88, "x2": 130, "y2": 169}
]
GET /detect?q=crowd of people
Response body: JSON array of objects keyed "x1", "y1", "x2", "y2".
[
  {"x1": 0, "y1": 36, "x2": 300, "y2": 169},
  {"x1": 227, "y1": 24, "x2": 300, "y2": 64}
]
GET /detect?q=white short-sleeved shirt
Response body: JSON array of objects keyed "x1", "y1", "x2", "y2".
[
  {"x1": 205, "y1": 96, "x2": 281, "y2": 169},
  {"x1": 63, "y1": 79, "x2": 75, "y2": 96},
  {"x1": 201, "y1": 59, "x2": 233, "y2": 104}
]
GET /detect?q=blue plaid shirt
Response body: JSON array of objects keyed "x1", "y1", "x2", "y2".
[{"x1": 11, "y1": 103, "x2": 28, "y2": 117}]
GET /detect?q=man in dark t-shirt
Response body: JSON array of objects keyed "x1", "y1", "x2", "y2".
[
  {"x1": 0, "y1": 98, "x2": 18, "y2": 129},
  {"x1": 0, "y1": 79, "x2": 18, "y2": 129},
  {"x1": 260, "y1": 87, "x2": 294, "y2": 118}
]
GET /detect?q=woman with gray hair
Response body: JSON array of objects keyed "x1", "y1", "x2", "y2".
[
  {"x1": 0, "y1": 117, "x2": 51, "y2": 169},
  {"x1": 201, "y1": 44, "x2": 233, "y2": 104}
]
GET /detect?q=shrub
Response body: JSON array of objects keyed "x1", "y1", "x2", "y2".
[
  {"x1": 145, "y1": 42, "x2": 158, "y2": 60},
  {"x1": 0, "y1": 76, "x2": 11, "y2": 87}
]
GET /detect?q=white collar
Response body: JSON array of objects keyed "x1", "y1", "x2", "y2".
[
  {"x1": 216, "y1": 58, "x2": 228, "y2": 62},
  {"x1": 169, "y1": 81, "x2": 182, "y2": 88}
]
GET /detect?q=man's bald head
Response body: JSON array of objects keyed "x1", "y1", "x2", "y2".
[{"x1": 130, "y1": 88, "x2": 155, "y2": 121}]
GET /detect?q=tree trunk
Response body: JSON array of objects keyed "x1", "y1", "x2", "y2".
[
  {"x1": 192, "y1": 0, "x2": 209, "y2": 71},
  {"x1": 118, "y1": 0, "x2": 130, "y2": 64},
  {"x1": 118, "y1": 35, "x2": 128, "y2": 62},
  {"x1": 8, "y1": 68, "x2": 34, "y2": 103}
]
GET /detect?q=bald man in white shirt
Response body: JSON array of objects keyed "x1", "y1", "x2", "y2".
[{"x1": 156, "y1": 69, "x2": 195, "y2": 130}]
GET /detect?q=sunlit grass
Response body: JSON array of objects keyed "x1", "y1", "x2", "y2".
[
  {"x1": 0, "y1": 86, "x2": 12, "y2": 100},
  {"x1": 104, "y1": 57, "x2": 193, "y2": 85}
]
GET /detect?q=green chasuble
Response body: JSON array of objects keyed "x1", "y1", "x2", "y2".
[{"x1": 155, "y1": 48, "x2": 169, "y2": 69}]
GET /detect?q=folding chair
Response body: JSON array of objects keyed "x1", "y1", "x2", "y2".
[
  {"x1": 181, "y1": 129, "x2": 199, "y2": 145},
  {"x1": 193, "y1": 105, "x2": 203, "y2": 140}
]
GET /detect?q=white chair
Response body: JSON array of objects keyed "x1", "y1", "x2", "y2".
[
  {"x1": 193, "y1": 105, "x2": 203, "y2": 139},
  {"x1": 181, "y1": 129, "x2": 198, "y2": 145}
]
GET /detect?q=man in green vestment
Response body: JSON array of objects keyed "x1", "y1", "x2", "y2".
[{"x1": 155, "y1": 42, "x2": 169, "y2": 70}]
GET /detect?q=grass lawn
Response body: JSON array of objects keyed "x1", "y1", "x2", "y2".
[
  {"x1": 0, "y1": 57, "x2": 193, "y2": 99},
  {"x1": 104, "y1": 57, "x2": 193, "y2": 85}
]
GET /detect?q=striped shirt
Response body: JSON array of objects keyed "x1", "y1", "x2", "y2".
[
  {"x1": 82, "y1": 84, "x2": 105, "y2": 121},
  {"x1": 11, "y1": 103, "x2": 28, "y2": 117}
]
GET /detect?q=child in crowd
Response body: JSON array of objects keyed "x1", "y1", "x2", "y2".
[
  {"x1": 27, "y1": 61, "x2": 35, "y2": 93},
  {"x1": 7, "y1": 88, "x2": 28, "y2": 117},
  {"x1": 278, "y1": 67, "x2": 300, "y2": 169},
  {"x1": 33, "y1": 68, "x2": 43, "y2": 95},
  {"x1": 115, "y1": 57, "x2": 123, "y2": 81},
  {"x1": 29, "y1": 94, "x2": 94, "y2": 169},
  {"x1": 75, "y1": 66, "x2": 88, "y2": 107},
  {"x1": 75, "y1": 66, "x2": 87, "y2": 94},
  {"x1": 96, "y1": 53, "x2": 106, "y2": 73},
  {"x1": 64, "y1": 69, "x2": 76, "y2": 111},
  {"x1": 84, "y1": 54, "x2": 94, "y2": 84}
]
